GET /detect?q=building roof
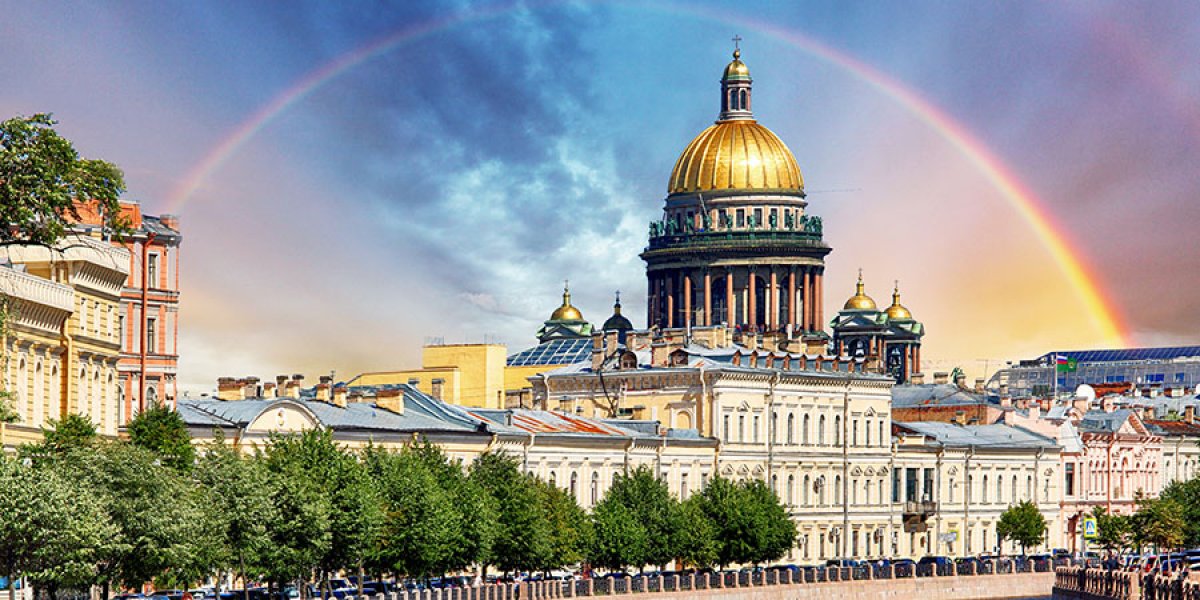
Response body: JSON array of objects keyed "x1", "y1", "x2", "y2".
[
  {"x1": 1077, "y1": 409, "x2": 1139, "y2": 434},
  {"x1": 891, "y1": 383, "x2": 993, "y2": 408},
  {"x1": 1034, "y1": 346, "x2": 1200, "y2": 364},
  {"x1": 507, "y1": 337, "x2": 593, "y2": 367},
  {"x1": 896, "y1": 421, "x2": 1059, "y2": 450},
  {"x1": 1144, "y1": 420, "x2": 1200, "y2": 436}
]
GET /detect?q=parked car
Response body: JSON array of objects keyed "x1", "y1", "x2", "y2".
[{"x1": 917, "y1": 556, "x2": 953, "y2": 567}]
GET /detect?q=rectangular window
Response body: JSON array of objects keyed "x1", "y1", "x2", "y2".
[
  {"x1": 1065, "y1": 463, "x2": 1075, "y2": 496},
  {"x1": 736, "y1": 209, "x2": 745, "y2": 227},
  {"x1": 1147, "y1": 373, "x2": 1165, "y2": 383},
  {"x1": 147, "y1": 253, "x2": 159, "y2": 287},
  {"x1": 1175, "y1": 373, "x2": 1187, "y2": 383},
  {"x1": 923, "y1": 468, "x2": 935, "y2": 502},
  {"x1": 892, "y1": 469, "x2": 901, "y2": 503},
  {"x1": 753, "y1": 208, "x2": 763, "y2": 227},
  {"x1": 753, "y1": 415, "x2": 760, "y2": 443},
  {"x1": 718, "y1": 209, "x2": 728, "y2": 228},
  {"x1": 681, "y1": 473, "x2": 689, "y2": 500},
  {"x1": 146, "y1": 318, "x2": 157, "y2": 354},
  {"x1": 119, "y1": 315, "x2": 125, "y2": 350},
  {"x1": 905, "y1": 468, "x2": 918, "y2": 503}
]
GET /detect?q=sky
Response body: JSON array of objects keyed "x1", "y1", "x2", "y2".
[{"x1": 2, "y1": 1, "x2": 1198, "y2": 392}]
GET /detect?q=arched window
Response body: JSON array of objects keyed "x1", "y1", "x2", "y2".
[
  {"x1": 787, "y1": 413, "x2": 795, "y2": 445},
  {"x1": 803, "y1": 475, "x2": 811, "y2": 506},
  {"x1": 880, "y1": 421, "x2": 887, "y2": 446},
  {"x1": 739, "y1": 415, "x2": 745, "y2": 442},
  {"x1": 787, "y1": 474, "x2": 795, "y2": 505},
  {"x1": 549, "y1": 471, "x2": 557, "y2": 488},
  {"x1": 772, "y1": 474, "x2": 779, "y2": 497},
  {"x1": 835, "y1": 475, "x2": 842, "y2": 505},
  {"x1": 591, "y1": 472, "x2": 600, "y2": 505},
  {"x1": 570, "y1": 472, "x2": 578, "y2": 500},
  {"x1": 803, "y1": 414, "x2": 811, "y2": 445},
  {"x1": 968, "y1": 475, "x2": 974, "y2": 503},
  {"x1": 739, "y1": 89, "x2": 748, "y2": 110},
  {"x1": 865, "y1": 419, "x2": 871, "y2": 447},
  {"x1": 834, "y1": 415, "x2": 841, "y2": 446},
  {"x1": 982, "y1": 476, "x2": 989, "y2": 503},
  {"x1": 852, "y1": 419, "x2": 859, "y2": 446},
  {"x1": 1011, "y1": 476, "x2": 1018, "y2": 503},
  {"x1": 949, "y1": 478, "x2": 956, "y2": 504},
  {"x1": 819, "y1": 415, "x2": 826, "y2": 445},
  {"x1": 770, "y1": 412, "x2": 777, "y2": 443},
  {"x1": 996, "y1": 475, "x2": 1004, "y2": 503},
  {"x1": 723, "y1": 414, "x2": 730, "y2": 440}
]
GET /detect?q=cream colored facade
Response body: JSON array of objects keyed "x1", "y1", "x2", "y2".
[
  {"x1": 892, "y1": 424, "x2": 1063, "y2": 559},
  {"x1": 0, "y1": 235, "x2": 130, "y2": 447}
]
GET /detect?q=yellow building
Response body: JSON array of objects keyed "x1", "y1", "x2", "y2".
[
  {"x1": 0, "y1": 235, "x2": 130, "y2": 448},
  {"x1": 344, "y1": 284, "x2": 610, "y2": 409}
]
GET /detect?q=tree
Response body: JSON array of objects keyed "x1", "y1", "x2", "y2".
[
  {"x1": 0, "y1": 114, "x2": 126, "y2": 247},
  {"x1": 470, "y1": 451, "x2": 552, "y2": 575},
  {"x1": 0, "y1": 456, "x2": 118, "y2": 600},
  {"x1": 87, "y1": 443, "x2": 206, "y2": 596},
  {"x1": 670, "y1": 496, "x2": 717, "y2": 569},
  {"x1": 531, "y1": 478, "x2": 589, "y2": 572},
  {"x1": 34, "y1": 413, "x2": 98, "y2": 454},
  {"x1": 588, "y1": 496, "x2": 647, "y2": 572},
  {"x1": 602, "y1": 466, "x2": 677, "y2": 569},
  {"x1": 1159, "y1": 478, "x2": 1200, "y2": 548},
  {"x1": 1133, "y1": 497, "x2": 1186, "y2": 552},
  {"x1": 692, "y1": 476, "x2": 795, "y2": 567},
  {"x1": 260, "y1": 430, "x2": 373, "y2": 595},
  {"x1": 996, "y1": 501, "x2": 1047, "y2": 554},
  {"x1": 194, "y1": 437, "x2": 276, "y2": 599},
  {"x1": 127, "y1": 403, "x2": 195, "y2": 472},
  {"x1": 1091, "y1": 506, "x2": 1130, "y2": 556},
  {"x1": 363, "y1": 443, "x2": 458, "y2": 579}
]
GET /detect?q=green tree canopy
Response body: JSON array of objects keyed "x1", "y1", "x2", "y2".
[
  {"x1": 1158, "y1": 478, "x2": 1200, "y2": 548},
  {"x1": 536, "y1": 478, "x2": 591, "y2": 572},
  {"x1": 602, "y1": 466, "x2": 677, "y2": 569},
  {"x1": 363, "y1": 443, "x2": 459, "y2": 578},
  {"x1": 470, "y1": 451, "x2": 552, "y2": 575},
  {"x1": 670, "y1": 496, "x2": 717, "y2": 569},
  {"x1": 127, "y1": 403, "x2": 195, "y2": 472},
  {"x1": 996, "y1": 501, "x2": 1047, "y2": 553},
  {"x1": 1133, "y1": 497, "x2": 1186, "y2": 552},
  {"x1": 0, "y1": 114, "x2": 126, "y2": 246},
  {"x1": 693, "y1": 476, "x2": 795, "y2": 567},
  {"x1": 194, "y1": 438, "x2": 276, "y2": 597},
  {"x1": 588, "y1": 495, "x2": 648, "y2": 573},
  {"x1": 1091, "y1": 506, "x2": 1130, "y2": 555}
]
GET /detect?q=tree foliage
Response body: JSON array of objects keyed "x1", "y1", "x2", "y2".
[
  {"x1": 1091, "y1": 506, "x2": 1130, "y2": 554},
  {"x1": 127, "y1": 403, "x2": 195, "y2": 472},
  {"x1": 470, "y1": 451, "x2": 553, "y2": 574},
  {"x1": 692, "y1": 476, "x2": 795, "y2": 567},
  {"x1": 601, "y1": 466, "x2": 676, "y2": 568},
  {"x1": 0, "y1": 114, "x2": 126, "y2": 246},
  {"x1": 1158, "y1": 478, "x2": 1200, "y2": 548},
  {"x1": 1132, "y1": 496, "x2": 1186, "y2": 552},
  {"x1": 996, "y1": 501, "x2": 1047, "y2": 553},
  {"x1": 194, "y1": 437, "x2": 276, "y2": 591}
]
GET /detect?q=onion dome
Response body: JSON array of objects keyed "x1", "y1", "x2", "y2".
[
  {"x1": 550, "y1": 282, "x2": 584, "y2": 321},
  {"x1": 667, "y1": 46, "x2": 804, "y2": 195},
  {"x1": 602, "y1": 291, "x2": 634, "y2": 332},
  {"x1": 885, "y1": 282, "x2": 913, "y2": 320},
  {"x1": 843, "y1": 270, "x2": 877, "y2": 311}
]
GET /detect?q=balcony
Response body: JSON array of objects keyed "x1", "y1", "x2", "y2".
[
  {"x1": 903, "y1": 500, "x2": 938, "y2": 517},
  {"x1": 644, "y1": 228, "x2": 826, "y2": 254}
]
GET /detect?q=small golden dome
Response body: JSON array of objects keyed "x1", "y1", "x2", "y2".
[
  {"x1": 550, "y1": 282, "x2": 584, "y2": 321},
  {"x1": 843, "y1": 271, "x2": 877, "y2": 311},
  {"x1": 668, "y1": 121, "x2": 804, "y2": 195},
  {"x1": 886, "y1": 282, "x2": 912, "y2": 320},
  {"x1": 723, "y1": 49, "x2": 751, "y2": 81}
]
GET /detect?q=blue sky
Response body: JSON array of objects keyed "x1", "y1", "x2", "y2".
[{"x1": 3, "y1": 1, "x2": 1198, "y2": 390}]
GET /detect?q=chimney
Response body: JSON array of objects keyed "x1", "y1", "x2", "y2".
[
  {"x1": 651, "y1": 341, "x2": 670, "y2": 367},
  {"x1": 1000, "y1": 396, "x2": 1012, "y2": 408},
  {"x1": 263, "y1": 382, "x2": 277, "y2": 398},
  {"x1": 276, "y1": 375, "x2": 288, "y2": 392},
  {"x1": 243, "y1": 376, "x2": 260, "y2": 399},
  {"x1": 1000, "y1": 383, "x2": 1010, "y2": 397},
  {"x1": 284, "y1": 373, "x2": 304, "y2": 398},
  {"x1": 159, "y1": 214, "x2": 180, "y2": 231},
  {"x1": 1029, "y1": 402, "x2": 1041, "y2": 419},
  {"x1": 376, "y1": 388, "x2": 404, "y2": 415},
  {"x1": 974, "y1": 378, "x2": 985, "y2": 394},
  {"x1": 315, "y1": 382, "x2": 331, "y2": 403},
  {"x1": 1142, "y1": 406, "x2": 1154, "y2": 420},
  {"x1": 1170, "y1": 387, "x2": 1183, "y2": 398},
  {"x1": 1101, "y1": 395, "x2": 1115, "y2": 413},
  {"x1": 910, "y1": 372, "x2": 925, "y2": 385},
  {"x1": 934, "y1": 372, "x2": 949, "y2": 385},
  {"x1": 955, "y1": 373, "x2": 967, "y2": 388},
  {"x1": 217, "y1": 377, "x2": 242, "y2": 401},
  {"x1": 1184, "y1": 405, "x2": 1196, "y2": 424},
  {"x1": 631, "y1": 405, "x2": 649, "y2": 420},
  {"x1": 332, "y1": 384, "x2": 347, "y2": 408}
]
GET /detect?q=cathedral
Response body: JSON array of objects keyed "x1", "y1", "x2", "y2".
[{"x1": 634, "y1": 45, "x2": 923, "y2": 383}]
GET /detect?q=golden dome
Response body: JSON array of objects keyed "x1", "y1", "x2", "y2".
[
  {"x1": 550, "y1": 283, "x2": 584, "y2": 321},
  {"x1": 886, "y1": 282, "x2": 913, "y2": 320},
  {"x1": 843, "y1": 271, "x2": 877, "y2": 311},
  {"x1": 668, "y1": 121, "x2": 804, "y2": 195},
  {"x1": 723, "y1": 49, "x2": 751, "y2": 81}
]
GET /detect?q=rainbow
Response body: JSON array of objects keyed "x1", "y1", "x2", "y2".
[{"x1": 163, "y1": 1, "x2": 1129, "y2": 346}]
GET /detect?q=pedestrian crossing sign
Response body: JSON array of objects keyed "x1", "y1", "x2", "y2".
[{"x1": 1083, "y1": 516, "x2": 1097, "y2": 539}]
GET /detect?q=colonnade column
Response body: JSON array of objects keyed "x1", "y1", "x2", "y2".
[
  {"x1": 748, "y1": 268, "x2": 758, "y2": 330},
  {"x1": 769, "y1": 270, "x2": 779, "y2": 330},
  {"x1": 703, "y1": 270, "x2": 712, "y2": 327},
  {"x1": 788, "y1": 268, "x2": 797, "y2": 333},
  {"x1": 815, "y1": 268, "x2": 824, "y2": 330},
  {"x1": 802, "y1": 268, "x2": 811, "y2": 331},
  {"x1": 683, "y1": 271, "x2": 693, "y2": 328},
  {"x1": 726, "y1": 269, "x2": 735, "y2": 328},
  {"x1": 666, "y1": 275, "x2": 675, "y2": 329}
]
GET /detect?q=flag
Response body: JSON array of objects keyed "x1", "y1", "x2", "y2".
[{"x1": 1055, "y1": 355, "x2": 1077, "y2": 373}]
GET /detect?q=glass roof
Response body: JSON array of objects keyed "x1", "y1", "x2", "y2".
[
  {"x1": 507, "y1": 338, "x2": 592, "y2": 367},
  {"x1": 1036, "y1": 346, "x2": 1200, "y2": 364}
]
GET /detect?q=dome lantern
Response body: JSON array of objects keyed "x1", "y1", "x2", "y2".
[
  {"x1": 719, "y1": 39, "x2": 754, "y2": 122},
  {"x1": 885, "y1": 281, "x2": 913, "y2": 320},
  {"x1": 550, "y1": 281, "x2": 584, "y2": 322},
  {"x1": 602, "y1": 291, "x2": 634, "y2": 334},
  {"x1": 843, "y1": 269, "x2": 878, "y2": 311}
]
